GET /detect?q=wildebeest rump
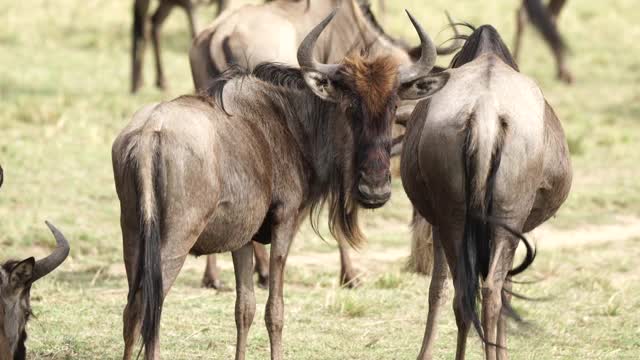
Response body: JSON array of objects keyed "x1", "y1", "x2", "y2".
[
  {"x1": 400, "y1": 25, "x2": 572, "y2": 359},
  {"x1": 113, "y1": 10, "x2": 448, "y2": 360},
  {"x1": 0, "y1": 222, "x2": 70, "y2": 360},
  {"x1": 190, "y1": 0, "x2": 459, "y2": 288}
]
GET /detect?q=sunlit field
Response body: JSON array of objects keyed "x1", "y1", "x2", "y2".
[{"x1": 1, "y1": 0, "x2": 639, "y2": 358}]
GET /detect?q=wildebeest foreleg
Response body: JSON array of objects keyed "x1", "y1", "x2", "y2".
[
  {"x1": 338, "y1": 238, "x2": 360, "y2": 288},
  {"x1": 232, "y1": 243, "x2": 256, "y2": 360},
  {"x1": 417, "y1": 234, "x2": 448, "y2": 360},
  {"x1": 265, "y1": 215, "x2": 296, "y2": 360},
  {"x1": 150, "y1": 1, "x2": 175, "y2": 90}
]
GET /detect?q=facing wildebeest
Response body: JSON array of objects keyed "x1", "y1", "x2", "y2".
[
  {"x1": 514, "y1": 0, "x2": 572, "y2": 83},
  {"x1": 0, "y1": 222, "x2": 70, "y2": 360},
  {"x1": 113, "y1": 11, "x2": 448, "y2": 359},
  {"x1": 190, "y1": 0, "x2": 459, "y2": 288},
  {"x1": 400, "y1": 25, "x2": 572, "y2": 360}
]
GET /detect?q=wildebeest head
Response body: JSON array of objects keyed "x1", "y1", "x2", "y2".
[
  {"x1": 0, "y1": 222, "x2": 70, "y2": 360},
  {"x1": 298, "y1": 10, "x2": 449, "y2": 208}
]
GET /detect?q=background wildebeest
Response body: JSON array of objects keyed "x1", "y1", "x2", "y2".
[
  {"x1": 515, "y1": 0, "x2": 571, "y2": 83},
  {"x1": 0, "y1": 222, "x2": 70, "y2": 360},
  {"x1": 190, "y1": 0, "x2": 460, "y2": 289},
  {"x1": 131, "y1": 0, "x2": 309, "y2": 93},
  {"x1": 113, "y1": 10, "x2": 448, "y2": 359},
  {"x1": 400, "y1": 24, "x2": 572, "y2": 359}
]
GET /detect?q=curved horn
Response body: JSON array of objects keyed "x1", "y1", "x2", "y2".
[
  {"x1": 399, "y1": 10, "x2": 438, "y2": 84},
  {"x1": 32, "y1": 221, "x2": 70, "y2": 282},
  {"x1": 297, "y1": 9, "x2": 341, "y2": 75},
  {"x1": 436, "y1": 12, "x2": 464, "y2": 55},
  {"x1": 0, "y1": 165, "x2": 3, "y2": 189}
]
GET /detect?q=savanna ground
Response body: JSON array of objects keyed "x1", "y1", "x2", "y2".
[{"x1": 1, "y1": 0, "x2": 639, "y2": 358}]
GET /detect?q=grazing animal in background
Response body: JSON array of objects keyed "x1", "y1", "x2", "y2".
[
  {"x1": 400, "y1": 25, "x2": 572, "y2": 360},
  {"x1": 132, "y1": 0, "x2": 201, "y2": 93},
  {"x1": 514, "y1": 0, "x2": 572, "y2": 83},
  {"x1": 0, "y1": 222, "x2": 71, "y2": 360},
  {"x1": 113, "y1": 11, "x2": 448, "y2": 359},
  {"x1": 190, "y1": 0, "x2": 460, "y2": 289}
]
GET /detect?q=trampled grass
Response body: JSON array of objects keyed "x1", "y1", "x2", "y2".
[{"x1": 1, "y1": 0, "x2": 639, "y2": 358}]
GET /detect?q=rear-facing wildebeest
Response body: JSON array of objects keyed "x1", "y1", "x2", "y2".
[
  {"x1": 400, "y1": 25, "x2": 572, "y2": 360},
  {"x1": 113, "y1": 10, "x2": 449, "y2": 359},
  {"x1": 0, "y1": 222, "x2": 71, "y2": 360},
  {"x1": 190, "y1": 0, "x2": 460, "y2": 289}
]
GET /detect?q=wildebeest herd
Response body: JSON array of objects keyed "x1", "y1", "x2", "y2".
[{"x1": 1, "y1": 0, "x2": 574, "y2": 359}]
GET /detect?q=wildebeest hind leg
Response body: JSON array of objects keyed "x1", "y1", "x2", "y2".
[
  {"x1": 232, "y1": 243, "x2": 256, "y2": 360},
  {"x1": 253, "y1": 243, "x2": 270, "y2": 289},
  {"x1": 497, "y1": 279, "x2": 513, "y2": 360},
  {"x1": 417, "y1": 233, "x2": 448, "y2": 360},
  {"x1": 202, "y1": 255, "x2": 225, "y2": 289}
]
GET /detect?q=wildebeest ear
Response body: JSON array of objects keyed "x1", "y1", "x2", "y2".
[
  {"x1": 302, "y1": 71, "x2": 340, "y2": 102},
  {"x1": 399, "y1": 72, "x2": 449, "y2": 100},
  {"x1": 9, "y1": 257, "x2": 35, "y2": 289}
]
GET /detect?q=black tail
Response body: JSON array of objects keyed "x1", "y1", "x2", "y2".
[
  {"x1": 128, "y1": 134, "x2": 164, "y2": 358},
  {"x1": 457, "y1": 117, "x2": 536, "y2": 342},
  {"x1": 523, "y1": 0, "x2": 566, "y2": 53}
]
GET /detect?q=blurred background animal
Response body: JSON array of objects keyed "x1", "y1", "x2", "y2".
[
  {"x1": 0, "y1": 222, "x2": 71, "y2": 360},
  {"x1": 514, "y1": 0, "x2": 572, "y2": 83}
]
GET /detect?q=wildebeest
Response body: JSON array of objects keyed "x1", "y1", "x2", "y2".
[
  {"x1": 400, "y1": 25, "x2": 572, "y2": 359},
  {"x1": 190, "y1": 0, "x2": 459, "y2": 289},
  {"x1": 113, "y1": 10, "x2": 448, "y2": 359},
  {"x1": 131, "y1": 0, "x2": 310, "y2": 93},
  {"x1": 514, "y1": 0, "x2": 572, "y2": 83},
  {"x1": 0, "y1": 222, "x2": 71, "y2": 360},
  {"x1": 190, "y1": 0, "x2": 459, "y2": 90}
]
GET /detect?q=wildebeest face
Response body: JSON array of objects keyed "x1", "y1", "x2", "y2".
[{"x1": 0, "y1": 258, "x2": 34, "y2": 360}]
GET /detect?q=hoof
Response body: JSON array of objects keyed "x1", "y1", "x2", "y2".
[
  {"x1": 558, "y1": 69, "x2": 574, "y2": 84},
  {"x1": 156, "y1": 78, "x2": 168, "y2": 90},
  {"x1": 340, "y1": 272, "x2": 362, "y2": 289},
  {"x1": 201, "y1": 277, "x2": 225, "y2": 290}
]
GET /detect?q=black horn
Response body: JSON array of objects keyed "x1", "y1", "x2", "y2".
[
  {"x1": 297, "y1": 10, "x2": 341, "y2": 75},
  {"x1": 399, "y1": 10, "x2": 438, "y2": 84},
  {"x1": 32, "y1": 221, "x2": 70, "y2": 282}
]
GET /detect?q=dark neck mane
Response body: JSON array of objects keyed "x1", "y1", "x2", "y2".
[
  {"x1": 450, "y1": 25, "x2": 519, "y2": 71},
  {"x1": 201, "y1": 62, "x2": 363, "y2": 245}
]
